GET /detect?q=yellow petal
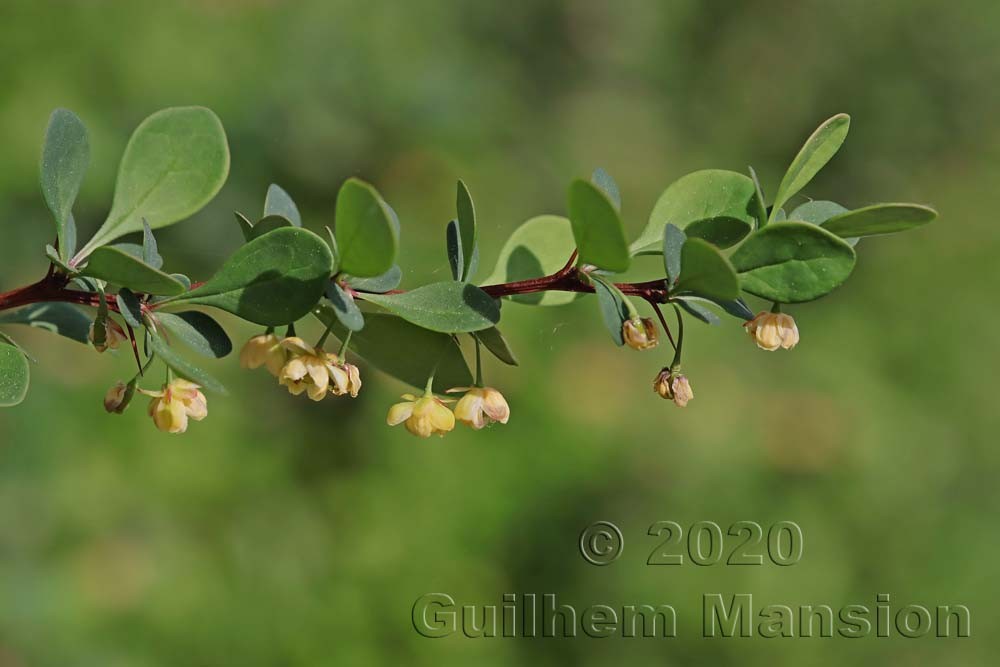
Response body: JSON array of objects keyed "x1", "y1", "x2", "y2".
[{"x1": 387, "y1": 401, "x2": 415, "y2": 426}]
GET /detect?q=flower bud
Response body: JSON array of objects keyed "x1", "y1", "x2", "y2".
[
  {"x1": 239, "y1": 333, "x2": 287, "y2": 376},
  {"x1": 744, "y1": 311, "x2": 799, "y2": 351},
  {"x1": 386, "y1": 394, "x2": 455, "y2": 438},
  {"x1": 449, "y1": 386, "x2": 510, "y2": 430},
  {"x1": 103, "y1": 381, "x2": 134, "y2": 414},
  {"x1": 653, "y1": 368, "x2": 694, "y2": 408},
  {"x1": 622, "y1": 317, "x2": 659, "y2": 350},
  {"x1": 326, "y1": 354, "x2": 362, "y2": 398}
]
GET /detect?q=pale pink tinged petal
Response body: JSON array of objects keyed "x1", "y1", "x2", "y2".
[
  {"x1": 185, "y1": 393, "x2": 208, "y2": 420},
  {"x1": 482, "y1": 390, "x2": 510, "y2": 424},
  {"x1": 445, "y1": 387, "x2": 472, "y2": 394},
  {"x1": 306, "y1": 383, "x2": 328, "y2": 401},
  {"x1": 453, "y1": 394, "x2": 485, "y2": 429},
  {"x1": 387, "y1": 402, "x2": 415, "y2": 426},
  {"x1": 264, "y1": 347, "x2": 288, "y2": 376},
  {"x1": 327, "y1": 364, "x2": 350, "y2": 395},
  {"x1": 347, "y1": 365, "x2": 361, "y2": 397}
]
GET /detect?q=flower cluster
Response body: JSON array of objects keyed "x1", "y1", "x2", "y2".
[
  {"x1": 386, "y1": 386, "x2": 510, "y2": 438},
  {"x1": 240, "y1": 334, "x2": 361, "y2": 401}
]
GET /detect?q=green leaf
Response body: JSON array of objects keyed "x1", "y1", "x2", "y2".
[
  {"x1": 346, "y1": 266, "x2": 402, "y2": 293},
  {"x1": 77, "y1": 107, "x2": 230, "y2": 257},
  {"x1": 0, "y1": 303, "x2": 91, "y2": 344},
  {"x1": 748, "y1": 166, "x2": 768, "y2": 228},
  {"x1": 0, "y1": 343, "x2": 30, "y2": 407},
  {"x1": 167, "y1": 227, "x2": 333, "y2": 326},
  {"x1": 264, "y1": 183, "x2": 301, "y2": 226},
  {"x1": 155, "y1": 311, "x2": 232, "y2": 358},
  {"x1": 474, "y1": 327, "x2": 518, "y2": 366},
  {"x1": 248, "y1": 214, "x2": 293, "y2": 240},
  {"x1": 568, "y1": 179, "x2": 629, "y2": 273},
  {"x1": 234, "y1": 211, "x2": 255, "y2": 241},
  {"x1": 662, "y1": 224, "x2": 686, "y2": 285},
  {"x1": 116, "y1": 289, "x2": 144, "y2": 328},
  {"x1": 445, "y1": 219, "x2": 464, "y2": 282},
  {"x1": 674, "y1": 238, "x2": 740, "y2": 301},
  {"x1": 325, "y1": 282, "x2": 365, "y2": 332},
  {"x1": 141, "y1": 219, "x2": 163, "y2": 269},
  {"x1": 82, "y1": 246, "x2": 185, "y2": 295},
  {"x1": 591, "y1": 274, "x2": 629, "y2": 345},
  {"x1": 456, "y1": 180, "x2": 477, "y2": 281},
  {"x1": 334, "y1": 178, "x2": 399, "y2": 278},
  {"x1": 790, "y1": 200, "x2": 848, "y2": 224},
  {"x1": 632, "y1": 169, "x2": 758, "y2": 253},
  {"x1": 591, "y1": 167, "x2": 621, "y2": 211},
  {"x1": 314, "y1": 309, "x2": 472, "y2": 389},
  {"x1": 770, "y1": 113, "x2": 850, "y2": 221},
  {"x1": 821, "y1": 203, "x2": 937, "y2": 238},
  {"x1": 480, "y1": 215, "x2": 580, "y2": 306},
  {"x1": 361, "y1": 282, "x2": 499, "y2": 333},
  {"x1": 148, "y1": 334, "x2": 226, "y2": 394},
  {"x1": 731, "y1": 222, "x2": 856, "y2": 303},
  {"x1": 40, "y1": 109, "x2": 89, "y2": 261}
]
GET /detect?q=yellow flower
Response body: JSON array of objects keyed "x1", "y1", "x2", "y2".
[
  {"x1": 386, "y1": 393, "x2": 455, "y2": 438},
  {"x1": 653, "y1": 368, "x2": 694, "y2": 408},
  {"x1": 103, "y1": 381, "x2": 131, "y2": 414},
  {"x1": 239, "y1": 333, "x2": 287, "y2": 376},
  {"x1": 744, "y1": 311, "x2": 799, "y2": 351},
  {"x1": 448, "y1": 386, "x2": 510, "y2": 430},
  {"x1": 89, "y1": 320, "x2": 127, "y2": 353},
  {"x1": 622, "y1": 317, "x2": 659, "y2": 350},
  {"x1": 142, "y1": 379, "x2": 207, "y2": 434},
  {"x1": 277, "y1": 337, "x2": 361, "y2": 401}
]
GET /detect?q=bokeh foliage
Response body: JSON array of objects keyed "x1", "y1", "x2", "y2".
[{"x1": 0, "y1": 0, "x2": 997, "y2": 664}]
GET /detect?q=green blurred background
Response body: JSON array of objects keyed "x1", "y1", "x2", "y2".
[{"x1": 0, "y1": 0, "x2": 996, "y2": 664}]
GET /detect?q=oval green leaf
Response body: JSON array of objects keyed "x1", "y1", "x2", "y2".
[
  {"x1": 770, "y1": 114, "x2": 850, "y2": 221},
  {"x1": 360, "y1": 281, "x2": 499, "y2": 334},
  {"x1": 0, "y1": 303, "x2": 91, "y2": 344},
  {"x1": 568, "y1": 179, "x2": 630, "y2": 273},
  {"x1": 456, "y1": 180, "x2": 477, "y2": 281},
  {"x1": 77, "y1": 107, "x2": 230, "y2": 257},
  {"x1": 674, "y1": 238, "x2": 740, "y2": 301},
  {"x1": 82, "y1": 246, "x2": 186, "y2": 296},
  {"x1": 325, "y1": 282, "x2": 365, "y2": 332},
  {"x1": 821, "y1": 203, "x2": 937, "y2": 238},
  {"x1": 263, "y1": 183, "x2": 301, "y2": 226},
  {"x1": 789, "y1": 200, "x2": 848, "y2": 224},
  {"x1": 334, "y1": 178, "x2": 399, "y2": 278},
  {"x1": 731, "y1": 222, "x2": 856, "y2": 303},
  {"x1": 156, "y1": 311, "x2": 232, "y2": 358},
  {"x1": 480, "y1": 215, "x2": 580, "y2": 306},
  {"x1": 0, "y1": 343, "x2": 30, "y2": 407},
  {"x1": 346, "y1": 266, "x2": 402, "y2": 293},
  {"x1": 474, "y1": 327, "x2": 518, "y2": 366},
  {"x1": 167, "y1": 227, "x2": 333, "y2": 326},
  {"x1": 632, "y1": 169, "x2": 759, "y2": 254},
  {"x1": 40, "y1": 109, "x2": 89, "y2": 261},
  {"x1": 591, "y1": 274, "x2": 630, "y2": 346}
]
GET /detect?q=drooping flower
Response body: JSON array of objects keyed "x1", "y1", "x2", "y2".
[
  {"x1": 448, "y1": 386, "x2": 510, "y2": 430},
  {"x1": 386, "y1": 393, "x2": 455, "y2": 438},
  {"x1": 622, "y1": 317, "x2": 659, "y2": 351},
  {"x1": 653, "y1": 368, "x2": 694, "y2": 408},
  {"x1": 327, "y1": 355, "x2": 362, "y2": 398},
  {"x1": 277, "y1": 337, "x2": 362, "y2": 400},
  {"x1": 744, "y1": 311, "x2": 799, "y2": 351},
  {"x1": 239, "y1": 333, "x2": 287, "y2": 376},
  {"x1": 89, "y1": 320, "x2": 127, "y2": 353},
  {"x1": 142, "y1": 379, "x2": 208, "y2": 434}
]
